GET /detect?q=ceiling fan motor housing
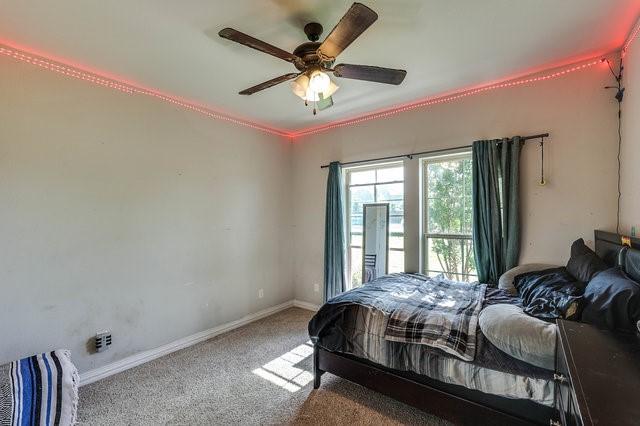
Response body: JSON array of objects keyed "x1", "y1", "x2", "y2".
[
  {"x1": 293, "y1": 41, "x2": 333, "y2": 71},
  {"x1": 304, "y1": 22, "x2": 323, "y2": 41},
  {"x1": 294, "y1": 23, "x2": 334, "y2": 71}
]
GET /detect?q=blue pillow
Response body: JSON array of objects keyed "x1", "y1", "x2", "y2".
[
  {"x1": 514, "y1": 267, "x2": 585, "y2": 320},
  {"x1": 582, "y1": 267, "x2": 640, "y2": 332}
]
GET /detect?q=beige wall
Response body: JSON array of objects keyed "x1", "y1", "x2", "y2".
[
  {"x1": 292, "y1": 56, "x2": 620, "y2": 305},
  {"x1": 0, "y1": 56, "x2": 293, "y2": 372},
  {"x1": 621, "y1": 39, "x2": 640, "y2": 234}
]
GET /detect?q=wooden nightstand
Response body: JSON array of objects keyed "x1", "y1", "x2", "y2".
[{"x1": 555, "y1": 319, "x2": 640, "y2": 426}]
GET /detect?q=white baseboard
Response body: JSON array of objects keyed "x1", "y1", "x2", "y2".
[
  {"x1": 80, "y1": 299, "x2": 315, "y2": 386},
  {"x1": 292, "y1": 299, "x2": 321, "y2": 311}
]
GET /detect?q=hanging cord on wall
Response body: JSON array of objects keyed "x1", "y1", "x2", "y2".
[
  {"x1": 539, "y1": 136, "x2": 546, "y2": 186},
  {"x1": 616, "y1": 95, "x2": 622, "y2": 235},
  {"x1": 604, "y1": 58, "x2": 625, "y2": 235}
]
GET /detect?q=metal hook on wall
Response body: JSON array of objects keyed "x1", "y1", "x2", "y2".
[{"x1": 539, "y1": 136, "x2": 546, "y2": 186}]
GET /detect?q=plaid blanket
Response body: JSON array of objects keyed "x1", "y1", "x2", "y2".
[{"x1": 384, "y1": 276, "x2": 486, "y2": 361}]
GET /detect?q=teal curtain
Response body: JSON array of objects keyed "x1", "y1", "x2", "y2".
[
  {"x1": 472, "y1": 137, "x2": 523, "y2": 284},
  {"x1": 324, "y1": 162, "x2": 346, "y2": 302}
]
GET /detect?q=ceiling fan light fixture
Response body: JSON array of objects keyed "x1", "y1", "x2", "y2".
[
  {"x1": 291, "y1": 73, "x2": 339, "y2": 102},
  {"x1": 308, "y1": 69, "x2": 331, "y2": 93}
]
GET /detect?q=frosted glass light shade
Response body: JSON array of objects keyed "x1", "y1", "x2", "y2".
[
  {"x1": 309, "y1": 70, "x2": 331, "y2": 93},
  {"x1": 291, "y1": 74, "x2": 310, "y2": 99},
  {"x1": 291, "y1": 73, "x2": 339, "y2": 102}
]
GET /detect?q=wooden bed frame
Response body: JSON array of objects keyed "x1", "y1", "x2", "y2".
[
  {"x1": 311, "y1": 344, "x2": 554, "y2": 425},
  {"x1": 311, "y1": 230, "x2": 637, "y2": 425},
  {"x1": 594, "y1": 229, "x2": 640, "y2": 266}
]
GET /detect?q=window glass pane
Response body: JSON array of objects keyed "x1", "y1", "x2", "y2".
[
  {"x1": 349, "y1": 169, "x2": 376, "y2": 185},
  {"x1": 463, "y1": 196, "x2": 472, "y2": 234},
  {"x1": 426, "y1": 159, "x2": 471, "y2": 197},
  {"x1": 389, "y1": 212, "x2": 404, "y2": 249},
  {"x1": 389, "y1": 215, "x2": 404, "y2": 235},
  {"x1": 425, "y1": 237, "x2": 476, "y2": 282},
  {"x1": 423, "y1": 154, "x2": 474, "y2": 282},
  {"x1": 426, "y1": 162, "x2": 446, "y2": 198},
  {"x1": 389, "y1": 234, "x2": 404, "y2": 250},
  {"x1": 350, "y1": 213, "x2": 363, "y2": 237},
  {"x1": 388, "y1": 200, "x2": 404, "y2": 216},
  {"x1": 376, "y1": 166, "x2": 403, "y2": 183},
  {"x1": 350, "y1": 232, "x2": 362, "y2": 247},
  {"x1": 389, "y1": 250, "x2": 404, "y2": 273},
  {"x1": 350, "y1": 247, "x2": 362, "y2": 287},
  {"x1": 376, "y1": 183, "x2": 403, "y2": 202},
  {"x1": 425, "y1": 157, "x2": 472, "y2": 235},
  {"x1": 350, "y1": 186, "x2": 374, "y2": 216},
  {"x1": 427, "y1": 196, "x2": 465, "y2": 234}
]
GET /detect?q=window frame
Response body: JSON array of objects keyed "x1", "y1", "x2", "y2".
[
  {"x1": 344, "y1": 161, "x2": 405, "y2": 289},
  {"x1": 420, "y1": 151, "x2": 476, "y2": 281}
]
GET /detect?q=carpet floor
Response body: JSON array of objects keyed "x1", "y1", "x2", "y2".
[{"x1": 78, "y1": 307, "x2": 451, "y2": 425}]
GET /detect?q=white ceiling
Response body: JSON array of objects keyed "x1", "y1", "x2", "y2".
[{"x1": 0, "y1": 1, "x2": 638, "y2": 131}]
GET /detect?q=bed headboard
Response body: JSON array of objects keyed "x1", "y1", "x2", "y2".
[{"x1": 594, "y1": 230, "x2": 640, "y2": 282}]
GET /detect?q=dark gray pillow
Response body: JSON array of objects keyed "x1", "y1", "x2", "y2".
[
  {"x1": 566, "y1": 238, "x2": 608, "y2": 282},
  {"x1": 582, "y1": 267, "x2": 640, "y2": 332}
]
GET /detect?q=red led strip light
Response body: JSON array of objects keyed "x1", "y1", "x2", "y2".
[
  {"x1": 623, "y1": 16, "x2": 640, "y2": 57},
  {"x1": 289, "y1": 59, "x2": 604, "y2": 138},
  {"x1": 0, "y1": 44, "x2": 292, "y2": 138},
  {"x1": 0, "y1": 42, "x2": 609, "y2": 140}
]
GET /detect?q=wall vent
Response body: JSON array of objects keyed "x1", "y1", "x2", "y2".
[{"x1": 95, "y1": 331, "x2": 112, "y2": 353}]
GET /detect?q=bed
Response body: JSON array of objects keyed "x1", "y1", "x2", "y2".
[
  {"x1": 308, "y1": 273, "x2": 555, "y2": 425},
  {"x1": 309, "y1": 229, "x2": 640, "y2": 425}
]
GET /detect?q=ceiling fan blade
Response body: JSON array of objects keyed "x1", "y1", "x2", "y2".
[
  {"x1": 333, "y1": 64, "x2": 407, "y2": 85},
  {"x1": 239, "y1": 73, "x2": 300, "y2": 95},
  {"x1": 318, "y1": 3, "x2": 378, "y2": 59},
  {"x1": 219, "y1": 28, "x2": 302, "y2": 66}
]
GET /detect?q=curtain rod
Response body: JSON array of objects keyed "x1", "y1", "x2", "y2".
[{"x1": 319, "y1": 133, "x2": 549, "y2": 169}]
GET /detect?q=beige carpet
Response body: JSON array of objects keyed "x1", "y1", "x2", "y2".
[{"x1": 78, "y1": 307, "x2": 451, "y2": 425}]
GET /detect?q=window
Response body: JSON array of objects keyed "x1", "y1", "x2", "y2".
[
  {"x1": 346, "y1": 163, "x2": 404, "y2": 288},
  {"x1": 422, "y1": 153, "x2": 477, "y2": 282}
]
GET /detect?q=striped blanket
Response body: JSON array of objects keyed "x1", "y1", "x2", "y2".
[{"x1": 0, "y1": 350, "x2": 78, "y2": 426}]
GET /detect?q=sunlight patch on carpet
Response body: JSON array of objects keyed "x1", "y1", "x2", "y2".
[{"x1": 252, "y1": 341, "x2": 314, "y2": 392}]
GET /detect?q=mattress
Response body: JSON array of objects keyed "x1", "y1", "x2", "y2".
[{"x1": 308, "y1": 274, "x2": 555, "y2": 407}]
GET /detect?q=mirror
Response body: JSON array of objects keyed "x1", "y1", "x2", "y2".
[{"x1": 362, "y1": 203, "x2": 390, "y2": 284}]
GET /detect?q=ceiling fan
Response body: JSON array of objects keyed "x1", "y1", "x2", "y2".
[{"x1": 219, "y1": 2, "x2": 407, "y2": 114}]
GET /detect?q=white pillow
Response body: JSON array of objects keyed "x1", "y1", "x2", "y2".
[
  {"x1": 498, "y1": 263, "x2": 559, "y2": 295},
  {"x1": 479, "y1": 304, "x2": 556, "y2": 370}
]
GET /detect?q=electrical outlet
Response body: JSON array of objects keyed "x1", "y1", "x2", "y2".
[
  {"x1": 95, "y1": 331, "x2": 112, "y2": 353},
  {"x1": 313, "y1": 283, "x2": 320, "y2": 293},
  {"x1": 258, "y1": 288, "x2": 264, "y2": 299}
]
